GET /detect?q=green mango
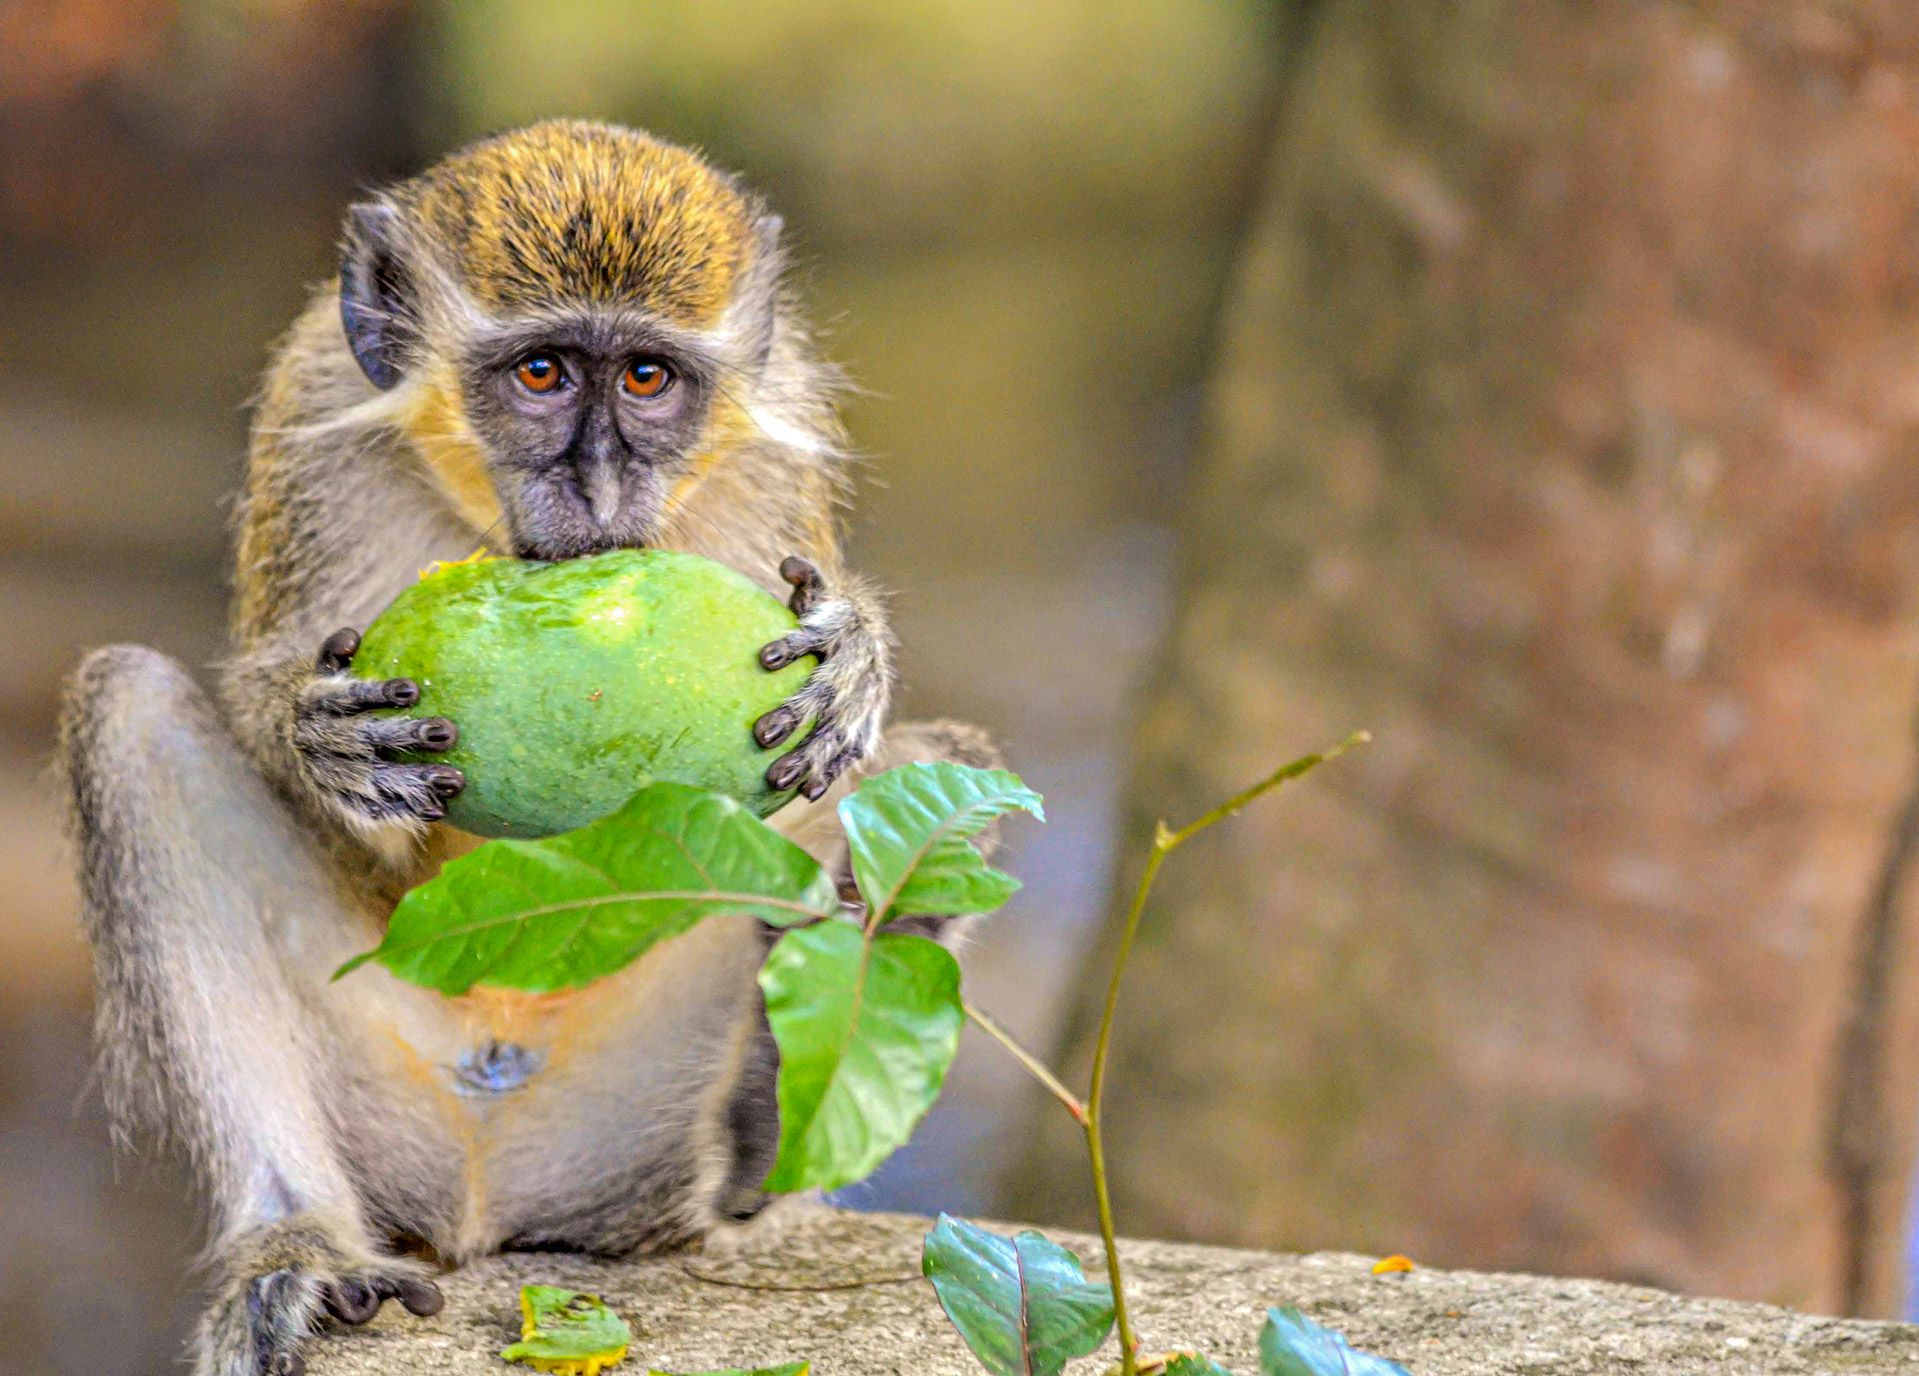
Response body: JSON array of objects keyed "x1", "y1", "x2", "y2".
[{"x1": 354, "y1": 549, "x2": 814, "y2": 838}]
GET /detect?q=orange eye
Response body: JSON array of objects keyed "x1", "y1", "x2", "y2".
[
  {"x1": 515, "y1": 354, "x2": 564, "y2": 394},
  {"x1": 622, "y1": 360, "x2": 672, "y2": 398}
]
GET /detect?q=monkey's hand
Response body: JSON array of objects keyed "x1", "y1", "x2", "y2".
[
  {"x1": 196, "y1": 1214, "x2": 442, "y2": 1376},
  {"x1": 291, "y1": 628, "x2": 465, "y2": 833},
  {"x1": 751, "y1": 556, "x2": 894, "y2": 801}
]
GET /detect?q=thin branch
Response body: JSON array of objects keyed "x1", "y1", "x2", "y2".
[{"x1": 964, "y1": 999, "x2": 1086, "y2": 1124}]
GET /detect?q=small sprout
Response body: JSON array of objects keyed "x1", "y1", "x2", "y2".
[
  {"x1": 501, "y1": 1285, "x2": 633, "y2": 1376},
  {"x1": 1158, "y1": 1356, "x2": 1235, "y2": 1376}
]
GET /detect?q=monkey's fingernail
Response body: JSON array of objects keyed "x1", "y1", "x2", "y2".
[
  {"x1": 759, "y1": 642, "x2": 795, "y2": 671},
  {"x1": 384, "y1": 679, "x2": 421, "y2": 708},
  {"x1": 419, "y1": 719, "x2": 458, "y2": 750},
  {"x1": 800, "y1": 776, "x2": 830, "y2": 802},
  {"x1": 753, "y1": 707, "x2": 799, "y2": 748},
  {"x1": 317, "y1": 628, "x2": 361, "y2": 671},
  {"x1": 836, "y1": 875, "x2": 862, "y2": 903},
  {"x1": 272, "y1": 1351, "x2": 306, "y2": 1376},
  {"x1": 325, "y1": 1279, "x2": 380, "y2": 1325},
  {"x1": 425, "y1": 766, "x2": 466, "y2": 798},
  {"x1": 394, "y1": 1278, "x2": 444, "y2": 1318},
  {"x1": 767, "y1": 755, "x2": 806, "y2": 791},
  {"x1": 418, "y1": 805, "x2": 446, "y2": 823}
]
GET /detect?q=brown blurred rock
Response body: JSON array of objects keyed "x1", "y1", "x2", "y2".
[{"x1": 1017, "y1": 1, "x2": 1919, "y2": 1319}]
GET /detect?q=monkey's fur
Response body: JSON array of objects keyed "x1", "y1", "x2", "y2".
[{"x1": 57, "y1": 121, "x2": 1001, "y2": 1376}]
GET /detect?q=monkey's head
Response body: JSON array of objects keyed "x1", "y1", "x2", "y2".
[{"x1": 338, "y1": 120, "x2": 788, "y2": 559}]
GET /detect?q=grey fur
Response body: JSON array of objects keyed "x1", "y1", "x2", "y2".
[{"x1": 57, "y1": 123, "x2": 998, "y2": 1376}]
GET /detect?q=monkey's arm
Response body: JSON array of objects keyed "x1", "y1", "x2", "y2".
[
  {"x1": 751, "y1": 555, "x2": 896, "y2": 801},
  {"x1": 60, "y1": 646, "x2": 443, "y2": 1375},
  {"x1": 220, "y1": 415, "x2": 470, "y2": 855}
]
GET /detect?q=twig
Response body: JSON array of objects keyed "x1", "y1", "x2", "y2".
[{"x1": 964, "y1": 999, "x2": 1086, "y2": 1123}]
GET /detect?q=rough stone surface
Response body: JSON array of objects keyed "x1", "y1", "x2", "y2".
[{"x1": 305, "y1": 1209, "x2": 1919, "y2": 1375}]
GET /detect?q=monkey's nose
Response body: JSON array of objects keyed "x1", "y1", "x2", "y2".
[{"x1": 573, "y1": 454, "x2": 625, "y2": 526}]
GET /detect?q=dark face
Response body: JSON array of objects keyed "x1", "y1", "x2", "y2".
[{"x1": 461, "y1": 314, "x2": 713, "y2": 560}]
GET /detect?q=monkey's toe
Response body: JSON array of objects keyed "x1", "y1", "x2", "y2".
[
  {"x1": 321, "y1": 1278, "x2": 380, "y2": 1326},
  {"x1": 385, "y1": 1275, "x2": 445, "y2": 1318}
]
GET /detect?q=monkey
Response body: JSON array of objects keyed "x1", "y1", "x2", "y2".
[{"x1": 56, "y1": 120, "x2": 1005, "y2": 1376}]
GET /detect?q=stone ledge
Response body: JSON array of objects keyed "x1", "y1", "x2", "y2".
[{"x1": 306, "y1": 1208, "x2": 1919, "y2": 1374}]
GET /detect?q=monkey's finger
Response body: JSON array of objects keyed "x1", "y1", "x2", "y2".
[
  {"x1": 315, "y1": 628, "x2": 361, "y2": 673},
  {"x1": 370, "y1": 762, "x2": 466, "y2": 815},
  {"x1": 753, "y1": 704, "x2": 803, "y2": 749},
  {"x1": 779, "y1": 556, "x2": 825, "y2": 616},
  {"x1": 766, "y1": 745, "x2": 811, "y2": 794},
  {"x1": 269, "y1": 1350, "x2": 306, "y2": 1376},
  {"x1": 814, "y1": 741, "x2": 867, "y2": 795},
  {"x1": 364, "y1": 716, "x2": 459, "y2": 754},
  {"x1": 423, "y1": 765, "x2": 466, "y2": 798},
  {"x1": 322, "y1": 1279, "x2": 381, "y2": 1326},
  {"x1": 769, "y1": 725, "x2": 841, "y2": 796},
  {"x1": 759, "y1": 628, "x2": 828, "y2": 671},
  {"x1": 320, "y1": 677, "x2": 421, "y2": 714}
]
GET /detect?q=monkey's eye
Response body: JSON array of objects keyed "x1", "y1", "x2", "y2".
[
  {"x1": 514, "y1": 354, "x2": 566, "y2": 394},
  {"x1": 622, "y1": 359, "x2": 673, "y2": 399}
]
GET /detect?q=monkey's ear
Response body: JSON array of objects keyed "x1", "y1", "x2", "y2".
[
  {"x1": 730, "y1": 212, "x2": 786, "y2": 371},
  {"x1": 339, "y1": 201, "x2": 415, "y2": 390}
]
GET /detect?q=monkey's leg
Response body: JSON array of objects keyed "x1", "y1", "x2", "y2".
[
  {"x1": 711, "y1": 718, "x2": 1005, "y2": 1223},
  {"x1": 60, "y1": 646, "x2": 441, "y2": 1376}
]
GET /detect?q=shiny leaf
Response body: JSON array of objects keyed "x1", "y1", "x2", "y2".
[
  {"x1": 838, "y1": 763, "x2": 1042, "y2": 922},
  {"x1": 1259, "y1": 1307, "x2": 1409, "y2": 1376},
  {"x1": 920, "y1": 1214, "x2": 1115, "y2": 1376},
  {"x1": 760, "y1": 923, "x2": 963, "y2": 1192},
  {"x1": 337, "y1": 781, "x2": 836, "y2": 994},
  {"x1": 646, "y1": 1366, "x2": 808, "y2": 1376}
]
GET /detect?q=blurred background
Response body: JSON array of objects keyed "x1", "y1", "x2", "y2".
[{"x1": 8, "y1": 1, "x2": 1919, "y2": 1370}]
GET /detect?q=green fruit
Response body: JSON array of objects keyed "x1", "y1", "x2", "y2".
[{"x1": 353, "y1": 549, "x2": 815, "y2": 838}]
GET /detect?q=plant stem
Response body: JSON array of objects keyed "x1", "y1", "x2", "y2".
[
  {"x1": 963, "y1": 1000, "x2": 1086, "y2": 1123},
  {"x1": 955, "y1": 733, "x2": 1368, "y2": 1376},
  {"x1": 1083, "y1": 730, "x2": 1369, "y2": 1376}
]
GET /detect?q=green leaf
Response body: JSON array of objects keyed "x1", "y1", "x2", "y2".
[
  {"x1": 646, "y1": 1366, "x2": 808, "y2": 1376},
  {"x1": 336, "y1": 781, "x2": 837, "y2": 994},
  {"x1": 760, "y1": 923, "x2": 963, "y2": 1192},
  {"x1": 501, "y1": 1285, "x2": 633, "y2": 1373},
  {"x1": 1164, "y1": 1358, "x2": 1237, "y2": 1376},
  {"x1": 1259, "y1": 1307, "x2": 1409, "y2": 1376},
  {"x1": 920, "y1": 1214, "x2": 1115, "y2": 1376},
  {"x1": 838, "y1": 763, "x2": 1043, "y2": 923}
]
